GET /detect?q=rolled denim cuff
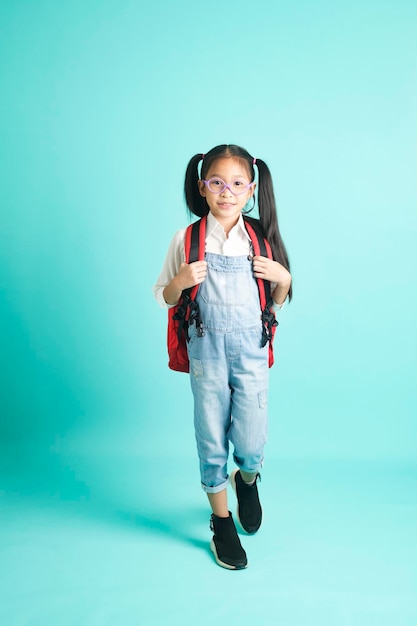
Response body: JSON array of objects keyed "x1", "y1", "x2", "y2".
[{"x1": 201, "y1": 476, "x2": 230, "y2": 494}]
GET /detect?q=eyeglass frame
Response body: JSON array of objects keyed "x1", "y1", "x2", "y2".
[{"x1": 201, "y1": 177, "x2": 255, "y2": 196}]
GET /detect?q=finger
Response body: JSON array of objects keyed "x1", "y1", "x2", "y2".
[{"x1": 194, "y1": 268, "x2": 207, "y2": 280}]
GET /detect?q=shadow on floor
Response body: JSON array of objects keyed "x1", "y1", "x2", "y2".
[{"x1": 0, "y1": 444, "x2": 212, "y2": 556}]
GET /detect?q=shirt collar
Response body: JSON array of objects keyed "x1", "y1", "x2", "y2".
[{"x1": 206, "y1": 212, "x2": 251, "y2": 241}]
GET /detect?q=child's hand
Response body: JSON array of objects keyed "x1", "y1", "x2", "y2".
[
  {"x1": 176, "y1": 261, "x2": 208, "y2": 290},
  {"x1": 252, "y1": 256, "x2": 291, "y2": 287},
  {"x1": 163, "y1": 261, "x2": 207, "y2": 305}
]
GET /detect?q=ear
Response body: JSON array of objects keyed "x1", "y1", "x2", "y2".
[
  {"x1": 198, "y1": 179, "x2": 206, "y2": 197},
  {"x1": 248, "y1": 182, "x2": 256, "y2": 197}
]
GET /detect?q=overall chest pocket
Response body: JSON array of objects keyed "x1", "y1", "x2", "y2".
[{"x1": 199, "y1": 268, "x2": 254, "y2": 307}]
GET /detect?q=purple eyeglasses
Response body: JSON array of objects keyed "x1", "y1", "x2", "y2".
[{"x1": 202, "y1": 177, "x2": 255, "y2": 196}]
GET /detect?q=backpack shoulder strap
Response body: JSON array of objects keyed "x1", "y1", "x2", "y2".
[
  {"x1": 185, "y1": 216, "x2": 207, "y2": 262},
  {"x1": 243, "y1": 216, "x2": 278, "y2": 352},
  {"x1": 243, "y1": 216, "x2": 273, "y2": 309},
  {"x1": 184, "y1": 215, "x2": 207, "y2": 300},
  {"x1": 173, "y1": 216, "x2": 207, "y2": 340}
]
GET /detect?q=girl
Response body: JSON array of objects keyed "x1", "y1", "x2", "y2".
[{"x1": 153, "y1": 144, "x2": 292, "y2": 570}]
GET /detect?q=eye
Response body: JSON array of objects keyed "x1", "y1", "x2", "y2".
[{"x1": 233, "y1": 180, "x2": 246, "y2": 188}]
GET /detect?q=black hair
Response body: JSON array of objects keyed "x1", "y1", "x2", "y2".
[{"x1": 184, "y1": 144, "x2": 292, "y2": 300}]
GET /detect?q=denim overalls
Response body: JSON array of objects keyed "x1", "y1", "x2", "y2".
[{"x1": 187, "y1": 252, "x2": 269, "y2": 494}]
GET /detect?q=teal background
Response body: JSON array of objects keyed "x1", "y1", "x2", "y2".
[{"x1": 1, "y1": 1, "x2": 416, "y2": 624}]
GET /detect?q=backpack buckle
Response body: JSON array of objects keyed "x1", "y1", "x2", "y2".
[
  {"x1": 261, "y1": 303, "x2": 278, "y2": 346},
  {"x1": 188, "y1": 300, "x2": 204, "y2": 338}
]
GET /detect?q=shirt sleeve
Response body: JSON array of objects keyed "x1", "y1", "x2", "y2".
[
  {"x1": 273, "y1": 298, "x2": 286, "y2": 311},
  {"x1": 271, "y1": 283, "x2": 286, "y2": 310},
  {"x1": 152, "y1": 229, "x2": 186, "y2": 308}
]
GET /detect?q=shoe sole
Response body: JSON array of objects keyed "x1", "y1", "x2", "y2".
[
  {"x1": 230, "y1": 469, "x2": 262, "y2": 535},
  {"x1": 210, "y1": 539, "x2": 248, "y2": 570}
]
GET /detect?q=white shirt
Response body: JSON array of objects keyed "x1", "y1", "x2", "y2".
[{"x1": 152, "y1": 212, "x2": 285, "y2": 310}]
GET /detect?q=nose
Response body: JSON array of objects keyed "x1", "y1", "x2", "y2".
[{"x1": 220, "y1": 184, "x2": 233, "y2": 196}]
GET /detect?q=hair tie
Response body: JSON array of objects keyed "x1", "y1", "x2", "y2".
[
  {"x1": 201, "y1": 153, "x2": 205, "y2": 160},
  {"x1": 253, "y1": 157, "x2": 257, "y2": 165}
]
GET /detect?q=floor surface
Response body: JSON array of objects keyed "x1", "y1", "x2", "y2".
[{"x1": 1, "y1": 452, "x2": 416, "y2": 626}]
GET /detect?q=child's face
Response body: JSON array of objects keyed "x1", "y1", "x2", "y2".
[{"x1": 198, "y1": 157, "x2": 256, "y2": 230}]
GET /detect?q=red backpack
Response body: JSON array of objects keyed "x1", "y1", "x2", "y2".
[{"x1": 167, "y1": 215, "x2": 278, "y2": 372}]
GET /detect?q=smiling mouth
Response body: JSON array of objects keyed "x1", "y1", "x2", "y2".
[{"x1": 218, "y1": 202, "x2": 235, "y2": 208}]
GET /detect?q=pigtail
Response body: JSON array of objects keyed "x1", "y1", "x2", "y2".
[
  {"x1": 256, "y1": 158, "x2": 292, "y2": 301},
  {"x1": 184, "y1": 153, "x2": 209, "y2": 218}
]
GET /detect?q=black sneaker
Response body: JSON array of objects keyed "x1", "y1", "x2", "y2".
[
  {"x1": 210, "y1": 512, "x2": 248, "y2": 570},
  {"x1": 231, "y1": 470, "x2": 262, "y2": 534}
]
